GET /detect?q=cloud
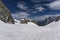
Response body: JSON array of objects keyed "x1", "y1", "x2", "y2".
[
  {"x1": 48, "y1": 0, "x2": 60, "y2": 10},
  {"x1": 17, "y1": 2, "x2": 37, "y2": 13},
  {"x1": 36, "y1": 6, "x2": 45, "y2": 11},
  {"x1": 17, "y1": 2, "x2": 28, "y2": 10},
  {"x1": 14, "y1": 2, "x2": 30, "y2": 20},
  {"x1": 32, "y1": 0, "x2": 54, "y2": 3},
  {"x1": 17, "y1": 1, "x2": 46, "y2": 14},
  {"x1": 33, "y1": 14, "x2": 60, "y2": 21},
  {"x1": 12, "y1": 12, "x2": 29, "y2": 20}
]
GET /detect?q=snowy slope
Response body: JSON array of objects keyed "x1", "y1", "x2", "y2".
[{"x1": 0, "y1": 20, "x2": 60, "y2": 40}]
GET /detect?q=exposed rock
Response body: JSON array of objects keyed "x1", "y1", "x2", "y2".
[
  {"x1": 20, "y1": 19, "x2": 37, "y2": 24},
  {"x1": 0, "y1": 0, "x2": 15, "y2": 24}
]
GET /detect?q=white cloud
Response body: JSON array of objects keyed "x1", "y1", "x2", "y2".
[
  {"x1": 33, "y1": 14, "x2": 60, "y2": 21},
  {"x1": 36, "y1": 6, "x2": 45, "y2": 11},
  {"x1": 17, "y1": 2, "x2": 38, "y2": 13},
  {"x1": 13, "y1": 2, "x2": 30, "y2": 19},
  {"x1": 48, "y1": 0, "x2": 60, "y2": 10},
  {"x1": 17, "y1": 2, "x2": 27, "y2": 10},
  {"x1": 17, "y1": 1, "x2": 46, "y2": 14},
  {"x1": 12, "y1": 12, "x2": 29, "y2": 19}
]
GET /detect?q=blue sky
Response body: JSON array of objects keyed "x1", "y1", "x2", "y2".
[{"x1": 2, "y1": 0, "x2": 60, "y2": 20}]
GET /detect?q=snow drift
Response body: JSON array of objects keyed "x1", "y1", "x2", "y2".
[{"x1": 0, "y1": 20, "x2": 60, "y2": 40}]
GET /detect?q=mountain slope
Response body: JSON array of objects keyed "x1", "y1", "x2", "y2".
[
  {"x1": 0, "y1": 0, "x2": 14, "y2": 24},
  {"x1": 0, "y1": 20, "x2": 60, "y2": 40}
]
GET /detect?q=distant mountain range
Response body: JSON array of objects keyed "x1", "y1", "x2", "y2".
[
  {"x1": 36, "y1": 16, "x2": 60, "y2": 26},
  {"x1": 16, "y1": 15, "x2": 60, "y2": 26}
]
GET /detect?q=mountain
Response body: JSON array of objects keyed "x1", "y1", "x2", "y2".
[
  {"x1": 20, "y1": 15, "x2": 60, "y2": 26},
  {"x1": 18, "y1": 15, "x2": 60, "y2": 26},
  {"x1": 36, "y1": 16, "x2": 60, "y2": 26},
  {"x1": 0, "y1": 0, "x2": 14, "y2": 24}
]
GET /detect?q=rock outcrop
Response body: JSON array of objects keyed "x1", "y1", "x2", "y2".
[{"x1": 0, "y1": 0, "x2": 14, "y2": 24}]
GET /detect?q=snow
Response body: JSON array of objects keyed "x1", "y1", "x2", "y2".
[{"x1": 0, "y1": 20, "x2": 60, "y2": 40}]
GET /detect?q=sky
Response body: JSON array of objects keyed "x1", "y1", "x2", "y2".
[{"x1": 2, "y1": 0, "x2": 60, "y2": 20}]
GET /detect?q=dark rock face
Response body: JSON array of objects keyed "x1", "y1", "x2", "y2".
[
  {"x1": 36, "y1": 16, "x2": 60, "y2": 26},
  {"x1": 0, "y1": 0, "x2": 15, "y2": 24}
]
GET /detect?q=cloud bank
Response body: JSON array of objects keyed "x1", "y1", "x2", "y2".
[
  {"x1": 12, "y1": 12, "x2": 29, "y2": 20},
  {"x1": 48, "y1": 0, "x2": 60, "y2": 10}
]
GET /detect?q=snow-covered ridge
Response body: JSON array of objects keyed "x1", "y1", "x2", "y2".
[
  {"x1": 0, "y1": 20, "x2": 60, "y2": 40},
  {"x1": 14, "y1": 19, "x2": 37, "y2": 25}
]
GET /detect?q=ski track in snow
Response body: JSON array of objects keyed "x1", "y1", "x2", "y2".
[{"x1": 0, "y1": 20, "x2": 60, "y2": 40}]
